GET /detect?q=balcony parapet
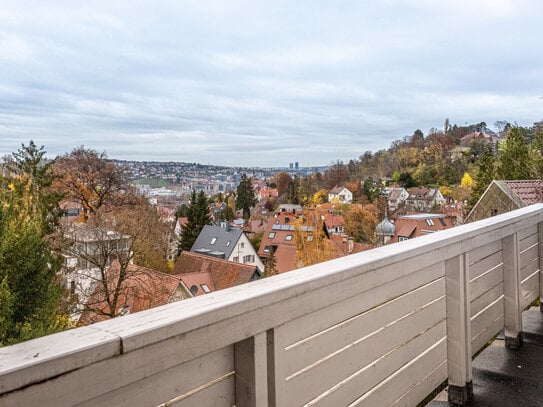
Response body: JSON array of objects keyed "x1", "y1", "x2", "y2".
[{"x1": 2, "y1": 204, "x2": 543, "y2": 406}]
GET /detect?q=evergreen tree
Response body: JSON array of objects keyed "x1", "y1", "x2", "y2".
[
  {"x1": 287, "y1": 176, "x2": 300, "y2": 204},
  {"x1": 177, "y1": 190, "x2": 212, "y2": 254},
  {"x1": 497, "y1": 127, "x2": 531, "y2": 180},
  {"x1": 235, "y1": 174, "x2": 256, "y2": 220},
  {"x1": 0, "y1": 142, "x2": 68, "y2": 345},
  {"x1": 529, "y1": 131, "x2": 543, "y2": 179},
  {"x1": 263, "y1": 251, "x2": 278, "y2": 277},
  {"x1": 469, "y1": 146, "x2": 496, "y2": 206}
]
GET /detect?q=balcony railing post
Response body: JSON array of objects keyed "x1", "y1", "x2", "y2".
[
  {"x1": 445, "y1": 254, "x2": 473, "y2": 406},
  {"x1": 234, "y1": 332, "x2": 268, "y2": 407},
  {"x1": 502, "y1": 233, "x2": 523, "y2": 348},
  {"x1": 539, "y1": 222, "x2": 543, "y2": 313}
]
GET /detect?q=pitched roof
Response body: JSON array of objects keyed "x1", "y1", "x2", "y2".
[
  {"x1": 173, "y1": 251, "x2": 259, "y2": 294},
  {"x1": 323, "y1": 214, "x2": 345, "y2": 228},
  {"x1": 78, "y1": 262, "x2": 190, "y2": 325},
  {"x1": 190, "y1": 224, "x2": 243, "y2": 259},
  {"x1": 329, "y1": 186, "x2": 349, "y2": 194},
  {"x1": 499, "y1": 180, "x2": 543, "y2": 206},
  {"x1": 391, "y1": 214, "x2": 454, "y2": 242}
]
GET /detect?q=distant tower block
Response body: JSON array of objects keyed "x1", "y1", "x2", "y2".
[
  {"x1": 295, "y1": 162, "x2": 299, "y2": 169},
  {"x1": 289, "y1": 163, "x2": 294, "y2": 169}
]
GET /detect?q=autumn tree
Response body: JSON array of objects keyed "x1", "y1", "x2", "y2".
[
  {"x1": 236, "y1": 174, "x2": 256, "y2": 220},
  {"x1": 0, "y1": 142, "x2": 70, "y2": 345},
  {"x1": 178, "y1": 190, "x2": 213, "y2": 254},
  {"x1": 529, "y1": 131, "x2": 543, "y2": 179},
  {"x1": 344, "y1": 205, "x2": 377, "y2": 244},
  {"x1": 263, "y1": 251, "x2": 278, "y2": 277},
  {"x1": 53, "y1": 147, "x2": 126, "y2": 222},
  {"x1": 294, "y1": 215, "x2": 335, "y2": 268},
  {"x1": 273, "y1": 172, "x2": 292, "y2": 196}
]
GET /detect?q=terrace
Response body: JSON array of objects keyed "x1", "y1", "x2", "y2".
[{"x1": 1, "y1": 204, "x2": 543, "y2": 406}]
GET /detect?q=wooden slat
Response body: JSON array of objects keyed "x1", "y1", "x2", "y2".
[
  {"x1": 469, "y1": 251, "x2": 502, "y2": 281},
  {"x1": 389, "y1": 360, "x2": 447, "y2": 407},
  {"x1": 169, "y1": 374, "x2": 235, "y2": 407},
  {"x1": 285, "y1": 298, "x2": 446, "y2": 406},
  {"x1": 518, "y1": 224, "x2": 538, "y2": 241},
  {"x1": 470, "y1": 282, "x2": 503, "y2": 318},
  {"x1": 284, "y1": 278, "x2": 445, "y2": 376},
  {"x1": 66, "y1": 347, "x2": 233, "y2": 407},
  {"x1": 520, "y1": 244, "x2": 539, "y2": 269},
  {"x1": 303, "y1": 321, "x2": 446, "y2": 407},
  {"x1": 519, "y1": 231, "x2": 538, "y2": 252},
  {"x1": 468, "y1": 240, "x2": 501, "y2": 266},
  {"x1": 521, "y1": 256, "x2": 539, "y2": 281},
  {"x1": 348, "y1": 337, "x2": 447, "y2": 407},
  {"x1": 280, "y1": 264, "x2": 444, "y2": 346},
  {"x1": 520, "y1": 270, "x2": 539, "y2": 310},
  {"x1": 471, "y1": 314, "x2": 503, "y2": 356},
  {"x1": 471, "y1": 297, "x2": 503, "y2": 340},
  {"x1": 470, "y1": 264, "x2": 503, "y2": 302}
]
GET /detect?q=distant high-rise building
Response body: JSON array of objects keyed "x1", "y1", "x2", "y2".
[
  {"x1": 295, "y1": 162, "x2": 299, "y2": 170},
  {"x1": 289, "y1": 163, "x2": 294, "y2": 169}
]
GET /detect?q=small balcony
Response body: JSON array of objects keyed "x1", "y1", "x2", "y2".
[{"x1": 2, "y1": 205, "x2": 543, "y2": 406}]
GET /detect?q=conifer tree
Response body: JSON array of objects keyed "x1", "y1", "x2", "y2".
[
  {"x1": 0, "y1": 142, "x2": 68, "y2": 345},
  {"x1": 469, "y1": 146, "x2": 496, "y2": 206},
  {"x1": 235, "y1": 174, "x2": 256, "y2": 220},
  {"x1": 177, "y1": 190, "x2": 212, "y2": 254},
  {"x1": 497, "y1": 127, "x2": 530, "y2": 180}
]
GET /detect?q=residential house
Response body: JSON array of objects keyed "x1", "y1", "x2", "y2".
[
  {"x1": 465, "y1": 180, "x2": 543, "y2": 223},
  {"x1": 78, "y1": 261, "x2": 192, "y2": 325},
  {"x1": 383, "y1": 187, "x2": 409, "y2": 211},
  {"x1": 258, "y1": 211, "x2": 312, "y2": 273},
  {"x1": 258, "y1": 188, "x2": 278, "y2": 201},
  {"x1": 191, "y1": 223, "x2": 264, "y2": 273},
  {"x1": 62, "y1": 223, "x2": 132, "y2": 318},
  {"x1": 174, "y1": 217, "x2": 188, "y2": 237},
  {"x1": 173, "y1": 251, "x2": 260, "y2": 296},
  {"x1": 328, "y1": 186, "x2": 353, "y2": 204},
  {"x1": 322, "y1": 213, "x2": 345, "y2": 236},
  {"x1": 405, "y1": 187, "x2": 445, "y2": 212},
  {"x1": 390, "y1": 213, "x2": 454, "y2": 243}
]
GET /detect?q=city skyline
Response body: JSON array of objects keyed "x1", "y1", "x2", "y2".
[{"x1": 1, "y1": 1, "x2": 542, "y2": 167}]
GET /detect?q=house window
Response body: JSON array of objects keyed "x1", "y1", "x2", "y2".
[
  {"x1": 307, "y1": 235, "x2": 314, "y2": 242},
  {"x1": 263, "y1": 246, "x2": 270, "y2": 253},
  {"x1": 210, "y1": 237, "x2": 217, "y2": 245},
  {"x1": 268, "y1": 232, "x2": 276, "y2": 238},
  {"x1": 240, "y1": 242, "x2": 245, "y2": 248},
  {"x1": 285, "y1": 234, "x2": 293, "y2": 241},
  {"x1": 243, "y1": 255, "x2": 255, "y2": 263},
  {"x1": 201, "y1": 284, "x2": 210, "y2": 293},
  {"x1": 399, "y1": 236, "x2": 408, "y2": 242},
  {"x1": 233, "y1": 256, "x2": 239, "y2": 262},
  {"x1": 426, "y1": 219, "x2": 434, "y2": 226},
  {"x1": 226, "y1": 241, "x2": 231, "y2": 247}
]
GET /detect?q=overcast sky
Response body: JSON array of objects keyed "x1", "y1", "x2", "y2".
[{"x1": 1, "y1": 1, "x2": 542, "y2": 167}]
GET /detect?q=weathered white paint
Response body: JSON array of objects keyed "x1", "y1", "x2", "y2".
[{"x1": 1, "y1": 204, "x2": 543, "y2": 407}]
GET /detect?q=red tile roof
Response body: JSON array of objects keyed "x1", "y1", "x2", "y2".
[
  {"x1": 79, "y1": 262, "x2": 188, "y2": 325},
  {"x1": 504, "y1": 180, "x2": 543, "y2": 205},
  {"x1": 173, "y1": 251, "x2": 258, "y2": 292}
]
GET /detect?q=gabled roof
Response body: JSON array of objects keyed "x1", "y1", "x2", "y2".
[
  {"x1": 78, "y1": 262, "x2": 190, "y2": 325},
  {"x1": 497, "y1": 180, "x2": 543, "y2": 206},
  {"x1": 329, "y1": 186, "x2": 350, "y2": 195},
  {"x1": 323, "y1": 214, "x2": 345, "y2": 228},
  {"x1": 173, "y1": 251, "x2": 259, "y2": 294},
  {"x1": 391, "y1": 214, "x2": 454, "y2": 242},
  {"x1": 190, "y1": 224, "x2": 244, "y2": 259}
]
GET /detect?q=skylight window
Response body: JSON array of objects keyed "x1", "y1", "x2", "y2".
[
  {"x1": 426, "y1": 219, "x2": 434, "y2": 226},
  {"x1": 201, "y1": 284, "x2": 210, "y2": 293},
  {"x1": 269, "y1": 232, "x2": 276, "y2": 238},
  {"x1": 210, "y1": 237, "x2": 217, "y2": 245},
  {"x1": 226, "y1": 241, "x2": 231, "y2": 247},
  {"x1": 285, "y1": 234, "x2": 293, "y2": 241}
]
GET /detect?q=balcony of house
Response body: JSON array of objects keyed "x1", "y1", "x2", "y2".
[{"x1": 2, "y1": 204, "x2": 543, "y2": 406}]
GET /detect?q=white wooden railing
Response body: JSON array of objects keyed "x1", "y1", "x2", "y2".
[{"x1": 1, "y1": 204, "x2": 543, "y2": 407}]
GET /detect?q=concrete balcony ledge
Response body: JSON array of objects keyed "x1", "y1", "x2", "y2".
[{"x1": 430, "y1": 307, "x2": 543, "y2": 407}]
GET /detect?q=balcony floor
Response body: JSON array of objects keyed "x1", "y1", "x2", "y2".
[{"x1": 429, "y1": 307, "x2": 543, "y2": 407}]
